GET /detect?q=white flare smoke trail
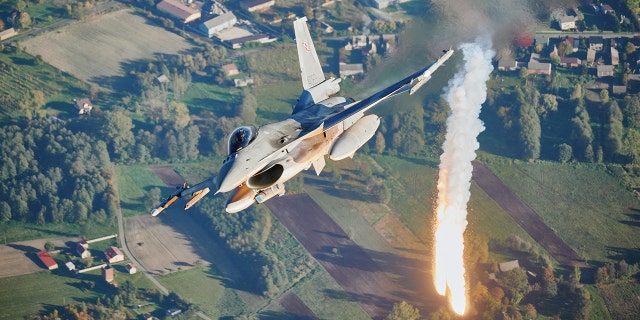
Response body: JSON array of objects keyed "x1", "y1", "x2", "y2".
[{"x1": 433, "y1": 38, "x2": 494, "y2": 315}]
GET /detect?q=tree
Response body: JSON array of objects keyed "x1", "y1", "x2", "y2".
[
  {"x1": 44, "y1": 241, "x2": 55, "y2": 252},
  {"x1": 621, "y1": 129, "x2": 640, "y2": 165},
  {"x1": 604, "y1": 101, "x2": 624, "y2": 158},
  {"x1": 570, "y1": 98, "x2": 594, "y2": 162},
  {"x1": 385, "y1": 301, "x2": 420, "y2": 320},
  {"x1": 541, "y1": 264, "x2": 558, "y2": 298},
  {"x1": 102, "y1": 109, "x2": 135, "y2": 161},
  {"x1": 599, "y1": 89, "x2": 609, "y2": 103},
  {"x1": 557, "y1": 143, "x2": 573, "y2": 163},
  {"x1": 375, "y1": 131, "x2": 386, "y2": 154},
  {"x1": 623, "y1": 95, "x2": 640, "y2": 128},
  {"x1": 166, "y1": 101, "x2": 190, "y2": 130},
  {"x1": 0, "y1": 201, "x2": 11, "y2": 221},
  {"x1": 498, "y1": 267, "x2": 530, "y2": 298},
  {"x1": 518, "y1": 101, "x2": 541, "y2": 161}
]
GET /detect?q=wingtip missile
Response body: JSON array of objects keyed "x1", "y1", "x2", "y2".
[{"x1": 409, "y1": 48, "x2": 454, "y2": 95}]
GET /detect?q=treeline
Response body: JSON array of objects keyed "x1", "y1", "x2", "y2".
[
  {"x1": 29, "y1": 281, "x2": 196, "y2": 320},
  {"x1": 0, "y1": 117, "x2": 116, "y2": 224}
]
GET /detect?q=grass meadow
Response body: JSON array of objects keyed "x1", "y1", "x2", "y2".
[
  {"x1": 157, "y1": 265, "x2": 246, "y2": 318},
  {"x1": 114, "y1": 165, "x2": 166, "y2": 217},
  {"x1": 480, "y1": 153, "x2": 640, "y2": 264}
]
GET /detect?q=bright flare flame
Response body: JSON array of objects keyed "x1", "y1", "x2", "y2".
[{"x1": 433, "y1": 39, "x2": 494, "y2": 315}]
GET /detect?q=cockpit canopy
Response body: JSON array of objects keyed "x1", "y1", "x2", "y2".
[{"x1": 228, "y1": 125, "x2": 257, "y2": 154}]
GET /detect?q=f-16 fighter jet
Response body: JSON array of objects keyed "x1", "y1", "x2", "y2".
[{"x1": 151, "y1": 17, "x2": 453, "y2": 216}]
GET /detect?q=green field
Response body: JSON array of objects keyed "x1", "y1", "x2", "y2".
[
  {"x1": 480, "y1": 154, "x2": 640, "y2": 264},
  {"x1": 293, "y1": 268, "x2": 370, "y2": 320},
  {"x1": 181, "y1": 80, "x2": 239, "y2": 116},
  {"x1": 157, "y1": 265, "x2": 246, "y2": 318},
  {"x1": 0, "y1": 267, "x2": 155, "y2": 319},
  {"x1": 114, "y1": 165, "x2": 167, "y2": 217}
]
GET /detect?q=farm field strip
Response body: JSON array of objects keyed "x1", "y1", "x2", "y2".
[{"x1": 21, "y1": 9, "x2": 195, "y2": 88}]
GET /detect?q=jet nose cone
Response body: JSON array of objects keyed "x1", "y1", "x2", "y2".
[{"x1": 216, "y1": 156, "x2": 238, "y2": 193}]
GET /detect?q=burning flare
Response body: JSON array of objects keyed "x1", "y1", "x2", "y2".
[{"x1": 433, "y1": 39, "x2": 494, "y2": 315}]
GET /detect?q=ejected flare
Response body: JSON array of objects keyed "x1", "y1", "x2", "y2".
[{"x1": 433, "y1": 38, "x2": 494, "y2": 315}]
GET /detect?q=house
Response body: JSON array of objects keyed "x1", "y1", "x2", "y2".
[
  {"x1": 527, "y1": 53, "x2": 552, "y2": 75},
  {"x1": 556, "y1": 15, "x2": 576, "y2": 30},
  {"x1": 73, "y1": 98, "x2": 93, "y2": 115},
  {"x1": 65, "y1": 261, "x2": 76, "y2": 272},
  {"x1": 199, "y1": 11, "x2": 237, "y2": 37},
  {"x1": 339, "y1": 62, "x2": 364, "y2": 78},
  {"x1": 498, "y1": 56, "x2": 518, "y2": 71},
  {"x1": 221, "y1": 63, "x2": 239, "y2": 76},
  {"x1": 560, "y1": 56, "x2": 582, "y2": 67},
  {"x1": 0, "y1": 28, "x2": 17, "y2": 41},
  {"x1": 37, "y1": 251, "x2": 58, "y2": 270},
  {"x1": 104, "y1": 246, "x2": 124, "y2": 263},
  {"x1": 157, "y1": 0, "x2": 201, "y2": 24},
  {"x1": 125, "y1": 263, "x2": 137, "y2": 274},
  {"x1": 611, "y1": 47, "x2": 619, "y2": 66},
  {"x1": 234, "y1": 77, "x2": 254, "y2": 87},
  {"x1": 589, "y1": 36, "x2": 604, "y2": 51},
  {"x1": 240, "y1": 0, "x2": 275, "y2": 12},
  {"x1": 102, "y1": 265, "x2": 114, "y2": 284},
  {"x1": 76, "y1": 241, "x2": 90, "y2": 259},
  {"x1": 586, "y1": 48, "x2": 596, "y2": 64},
  {"x1": 597, "y1": 64, "x2": 615, "y2": 78},
  {"x1": 499, "y1": 260, "x2": 520, "y2": 272},
  {"x1": 613, "y1": 85, "x2": 627, "y2": 95}
]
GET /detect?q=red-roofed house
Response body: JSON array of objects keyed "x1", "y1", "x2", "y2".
[
  {"x1": 105, "y1": 246, "x2": 124, "y2": 263},
  {"x1": 102, "y1": 265, "x2": 115, "y2": 284},
  {"x1": 37, "y1": 251, "x2": 58, "y2": 270}
]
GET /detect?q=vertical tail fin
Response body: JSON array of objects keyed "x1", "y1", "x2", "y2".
[{"x1": 294, "y1": 17, "x2": 325, "y2": 89}]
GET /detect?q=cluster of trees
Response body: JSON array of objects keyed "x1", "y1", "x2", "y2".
[
  {"x1": 595, "y1": 259, "x2": 639, "y2": 284},
  {"x1": 0, "y1": 117, "x2": 116, "y2": 224},
  {"x1": 487, "y1": 72, "x2": 640, "y2": 165},
  {"x1": 193, "y1": 194, "x2": 313, "y2": 297}
]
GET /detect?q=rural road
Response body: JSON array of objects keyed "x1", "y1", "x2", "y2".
[{"x1": 111, "y1": 164, "x2": 212, "y2": 320}]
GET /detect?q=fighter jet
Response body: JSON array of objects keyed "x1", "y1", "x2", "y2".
[{"x1": 151, "y1": 17, "x2": 453, "y2": 216}]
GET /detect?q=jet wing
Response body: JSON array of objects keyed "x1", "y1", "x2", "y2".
[
  {"x1": 150, "y1": 177, "x2": 216, "y2": 216},
  {"x1": 323, "y1": 49, "x2": 454, "y2": 129},
  {"x1": 294, "y1": 17, "x2": 325, "y2": 90}
]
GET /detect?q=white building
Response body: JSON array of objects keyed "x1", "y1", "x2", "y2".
[{"x1": 199, "y1": 12, "x2": 237, "y2": 37}]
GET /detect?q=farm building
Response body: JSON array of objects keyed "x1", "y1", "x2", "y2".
[
  {"x1": 499, "y1": 260, "x2": 520, "y2": 272},
  {"x1": 37, "y1": 251, "x2": 58, "y2": 270},
  {"x1": 73, "y1": 98, "x2": 93, "y2": 115},
  {"x1": 240, "y1": 0, "x2": 275, "y2": 12},
  {"x1": 0, "y1": 28, "x2": 17, "y2": 41},
  {"x1": 157, "y1": 0, "x2": 201, "y2": 24},
  {"x1": 199, "y1": 12, "x2": 237, "y2": 37},
  {"x1": 597, "y1": 64, "x2": 615, "y2": 78},
  {"x1": 225, "y1": 34, "x2": 273, "y2": 49},
  {"x1": 222, "y1": 63, "x2": 239, "y2": 76},
  {"x1": 65, "y1": 261, "x2": 76, "y2": 272},
  {"x1": 125, "y1": 263, "x2": 137, "y2": 274},
  {"x1": 339, "y1": 63, "x2": 364, "y2": 78},
  {"x1": 102, "y1": 265, "x2": 114, "y2": 284},
  {"x1": 104, "y1": 246, "x2": 124, "y2": 263},
  {"x1": 527, "y1": 53, "x2": 551, "y2": 75},
  {"x1": 76, "y1": 240, "x2": 90, "y2": 258},
  {"x1": 234, "y1": 77, "x2": 254, "y2": 87}
]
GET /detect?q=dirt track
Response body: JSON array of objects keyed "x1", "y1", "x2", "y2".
[
  {"x1": 267, "y1": 194, "x2": 411, "y2": 320},
  {"x1": 472, "y1": 161, "x2": 587, "y2": 267}
]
